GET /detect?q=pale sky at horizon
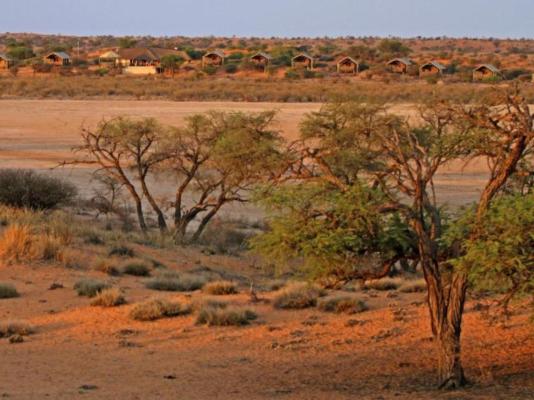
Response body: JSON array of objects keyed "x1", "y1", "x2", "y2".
[{"x1": 1, "y1": 0, "x2": 533, "y2": 38}]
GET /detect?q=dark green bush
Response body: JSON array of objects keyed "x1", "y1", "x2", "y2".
[{"x1": 0, "y1": 169, "x2": 77, "y2": 210}]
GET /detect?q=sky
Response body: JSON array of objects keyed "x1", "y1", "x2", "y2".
[{"x1": 1, "y1": 0, "x2": 533, "y2": 38}]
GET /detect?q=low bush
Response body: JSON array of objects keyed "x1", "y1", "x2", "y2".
[
  {"x1": 317, "y1": 296, "x2": 368, "y2": 314},
  {"x1": 90, "y1": 288, "x2": 126, "y2": 307},
  {"x1": 129, "y1": 298, "x2": 190, "y2": 321},
  {"x1": 399, "y1": 279, "x2": 427, "y2": 293},
  {"x1": 273, "y1": 283, "x2": 326, "y2": 309},
  {"x1": 0, "y1": 169, "x2": 77, "y2": 210},
  {"x1": 93, "y1": 258, "x2": 120, "y2": 276},
  {"x1": 196, "y1": 305, "x2": 257, "y2": 326},
  {"x1": 108, "y1": 245, "x2": 135, "y2": 258},
  {"x1": 74, "y1": 278, "x2": 110, "y2": 297},
  {"x1": 202, "y1": 281, "x2": 238, "y2": 295},
  {"x1": 0, "y1": 283, "x2": 19, "y2": 299},
  {"x1": 364, "y1": 277, "x2": 402, "y2": 291},
  {"x1": 145, "y1": 271, "x2": 205, "y2": 292},
  {"x1": 121, "y1": 260, "x2": 151, "y2": 277},
  {"x1": 0, "y1": 320, "x2": 34, "y2": 338}
]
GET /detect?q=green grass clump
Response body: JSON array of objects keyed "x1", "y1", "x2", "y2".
[
  {"x1": 90, "y1": 288, "x2": 126, "y2": 307},
  {"x1": 74, "y1": 278, "x2": 110, "y2": 298},
  {"x1": 145, "y1": 271, "x2": 205, "y2": 292},
  {"x1": 0, "y1": 283, "x2": 19, "y2": 299},
  {"x1": 196, "y1": 305, "x2": 257, "y2": 327},
  {"x1": 273, "y1": 283, "x2": 326, "y2": 310},
  {"x1": 202, "y1": 281, "x2": 238, "y2": 295},
  {"x1": 317, "y1": 295, "x2": 368, "y2": 314},
  {"x1": 129, "y1": 298, "x2": 190, "y2": 321}
]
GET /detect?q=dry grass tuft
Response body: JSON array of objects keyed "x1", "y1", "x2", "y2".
[
  {"x1": 364, "y1": 277, "x2": 403, "y2": 291},
  {"x1": 317, "y1": 295, "x2": 368, "y2": 314},
  {"x1": 93, "y1": 257, "x2": 120, "y2": 276},
  {"x1": 108, "y1": 245, "x2": 135, "y2": 258},
  {"x1": 0, "y1": 283, "x2": 19, "y2": 299},
  {"x1": 202, "y1": 281, "x2": 238, "y2": 295},
  {"x1": 196, "y1": 305, "x2": 257, "y2": 327},
  {"x1": 121, "y1": 260, "x2": 151, "y2": 277},
  {"x1": 74, "y1": 278, "x2": 110, "y2": 298},
  {"x1": 90, "y1": 288, "x2": 126, "y2": 307},
  {"x1": 145, "y1": 271, "x2": 205, "y2": 292},
  {"x1": 129, "y1": 298, "x2": 190, "y2": 321},
  {"x1": 0, "y1": 320, "x2": 34, "y2": 338},
  {"x1": 399, "y1": 279, "x2": 427, "y2": 293},
  {"x1": 273, "y1": 283, "x2": 326, "y2": 310},
  {"x1": 0, "y1": 224, "x2": 34, "y2": 264}
]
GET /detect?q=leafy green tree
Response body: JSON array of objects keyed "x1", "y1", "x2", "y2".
[
  {"x1": 377, "y1": 39, "x2": 412, "y2": 57},
  {"x1": 253, "y1": 90, "x2": 533, "y2": 388},
  {"x1": 160, "y1": 54, "x2": 184, "y2": 77}
]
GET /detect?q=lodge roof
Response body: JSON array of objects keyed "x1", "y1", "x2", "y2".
[
  {"x1": 46, "y1": 52, "x2": 70, "y2": 60},
  {"x1": 387, "y1": 57, "x2": 414, "y2": 66}
]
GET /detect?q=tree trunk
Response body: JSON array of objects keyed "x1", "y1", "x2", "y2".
[
  {"x1": 133, "y1": 197, "x2": 147, "y2": 232},
  {"x1": 190, "y1": 201, "x2": 223, "y2": 243},
  {"x1": 428, "y1": 272, "x2": 468, "y2": 389},
  {"x1": 437, "y1": 326, "x2": 465, "y2": 389}
]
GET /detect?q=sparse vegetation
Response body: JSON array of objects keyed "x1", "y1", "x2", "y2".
[
  {"x1": 196, "y1": 304, "x2": 257, "y2": 326},
  {"x1": 317, "y1": 296, "x2": 368, "y2": 314},
  {"x1": 273, "y1": 283, "x2": 326, "y2": 309},
  {"x1": 0, "y1": 283, "x2": 19, "y2": 299},
  {"x1": 129, "y1": 298, "x2": 190, "y2": 321},
  {"x1": 121, "y1": 260, "x2": 151, "y2": 277},
  {"x1": 0, "y1": 320, "x2": 34, "y2": 338},
  {"x1": 202, "y1": 281, "x2": 238, "y2": 295},
  {"x1": 364, "y1": 278, "x2": 403, "y2": 292},
  {"x1": 74, "y1": 278, "x2": 110, "y2": 297},
  {"x1": 93, "y1": 257, "x2": 120, "y2": 276},
  {"x1": 90, "y1": 288, "x2": 126, "y2": 307},
  {"x1": 108, "y1": 245, "x2": 135, "y2": 258},
  {"x1": 399, "y1": 279, "x2": 427, "y2": 293},
  {"x1": 145, "y1": 271, "x2": 206, "y2": 292}
]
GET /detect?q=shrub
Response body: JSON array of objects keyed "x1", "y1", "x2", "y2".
[
  {"x1": 129, "y1": 298, "x2": 190, "y2": 321},
  {"x1": 74, "y1": 278, "x2": 110, "y2": 297},
  {"x1": 317, "y1": 296, "x2": 368, "y2": 314},
  {"x1": 202, "y1": 281, "x2": 238, "y2": 295},
  {"x1": 108, "y1": 245, "x2": 135, "y2": 257},
  {"x1": 93, "y1": 258, "x2": 120, "y2": 276},
  {"x1": 273, "y1": 283, "x2": 326, "y2": 309},
  {"x1": 145, "y1": 271, "x2": 205, "y2": 292},
  {"x1": 197, "y1": 219, "x2": 248, "y2": 254},
  {"x1": 399, "y1": 279, "x2": 427, "y2": 293},
  {"x1": 121, "y1": 260, "x2": 151, "y2": 277},
  {"x1": 0, "y1": 169, "x2": 77, "y2": 210},
  {"x1": 196, "y1": 305, "x2": 257, "y2": 326},
  {"x1": 364, "y1": 277, "x2": 402, "y2": 291},
  {"x1": 90, "y1": 288, "x2": 126, "y2": 307},
  {"x1": 0, "y1": 320, "x2": 34, "y2": 338},
  {"x1": 224, "y1": 63, "x2": 238, "y2": 74},
  {"x1": 0, "y1": 283, "x2": 19, "y2": 299}
]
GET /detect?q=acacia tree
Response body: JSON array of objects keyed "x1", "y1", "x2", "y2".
[
  {"x1": 73, "y1": 117, "x2": 170, "y2": 232},
  {"x1": 162, "y1": 111, "x2": 284, "y2": 242},
  {"x1": 253, "y1": 90, "x2": 533, "y2": 388}
]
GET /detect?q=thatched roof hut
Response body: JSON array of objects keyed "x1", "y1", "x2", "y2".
[
  {"x1": 387, "y1": 58, "x2": 414, "y2": 74},
  {"x1": 292, "y1": 53, "x2": 314, "y2": 70},
  {"x1": 337, "y1": 56, "x2": 359, "y2": 74},
  {"x1": 419, "y1": 61, "x2": 445, "y2": 76},
  {"x1": 202, "y1": 50, "x2": 225, "y2": 67},
  {"x1": 44, "y1": 52, "x2": 71, "y2": 66},
  {"x1": 0, "y1": 53, "x2": 13, "y2": 69},
  {"x1": 473, "y1": 64, "x2": 502, "y2": 81}
]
